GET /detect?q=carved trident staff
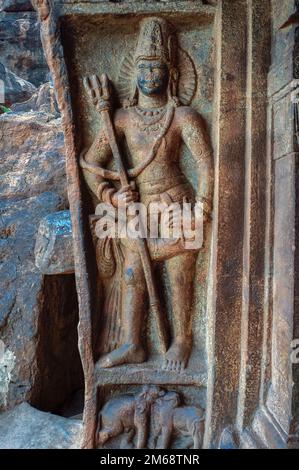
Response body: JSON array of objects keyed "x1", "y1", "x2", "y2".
[{"x1": 83, "y1": 73, "x2": 169, "y2": 354}]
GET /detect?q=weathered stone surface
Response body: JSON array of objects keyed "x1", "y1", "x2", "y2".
[
  {"x1": 267, "y1": 153, "x2": 296, "y2": 434},
  {"x1": 218, "y1": 426, "x2": 239, "y2": 449},
  {"x1": 0, "y1": 1, "x2": 33, "y2": 12},
  {"x1": 0, "y1": 339, "x2": 15, "y2": 409},
  {"x1": 0, "y1": 12, "x2": 48, "y2": 86},
  {"x1": 0, "y1": 112, "x2": 66, "y2": 200},
  {"x1": 0, "y1": 402, "x2": 82, "y2": 449},
  {"x1": 0, "y1": 110, "x2": 69, "y2": 410},
  {"x1": 247, "y1": 0, "x2": 299, "y2": 450},
  {"x1": 0, "y1": 62, "x2": 36, "y2": 107},
  {"x1": 273, "y1": 94, "x2": 296, "y2": 160},
  {"x1": 11, "y1": 81, "x2": 59, "y2": 115},
  {"x1": 35, "y1": 210, "x2": 74, "y2": 275},
  {"x1": 0, "y1": 0, "x2": 297, "y2": 452}
]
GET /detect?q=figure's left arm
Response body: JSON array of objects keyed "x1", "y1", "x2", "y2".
[{"x1": 181, "y1": 108, "x2": 214, "y2": 218}]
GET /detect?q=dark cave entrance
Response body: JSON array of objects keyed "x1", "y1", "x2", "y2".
[{"x1": 31, "y1": 274, "x2": 84, "y2": 418}]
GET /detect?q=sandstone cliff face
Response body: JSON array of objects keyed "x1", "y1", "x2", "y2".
[
  {"x1": 0, "y1": 1, "x2": 33, "y2": 12},
  {"x1": 0, "y1": 111, "x2": 65, "y2": 409},
  {"x1": 0, "y1": 110, "x2": 82, "y2": 412},
  {"x1": 0, "y1": 61, "x2": 36, "y2": 107},
  {"x1": 0, "y1": 0, "x2": 83, "y2": 417},
  {"x1": 0, "y1": 8, "x2": 48, "y2": 86}
]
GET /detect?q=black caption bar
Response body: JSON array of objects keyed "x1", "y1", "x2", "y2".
[{"x1": 0, "y1": 449, "x2": 298, "y2": 468}]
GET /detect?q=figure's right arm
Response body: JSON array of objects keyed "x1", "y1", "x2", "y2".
[
  {"x1": 82, "y1": 126, "x2": 114, "y2": 202},
  {"x1": 81, "y1": 110, "x2": 139, "y2": 206}
]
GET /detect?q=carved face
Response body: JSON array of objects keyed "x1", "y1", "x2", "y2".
[{"x1": 136, "y1": 59, "x2": 169, "y2": 97}]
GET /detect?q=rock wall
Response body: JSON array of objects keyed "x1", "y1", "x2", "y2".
[
  {"x1": 0, "y1": 402, "x2": 82, "y2": 449},
  {"x1": 0, "y1": 1, "x2": 33, "y2": 12},
  {"x1": 0, "y1": 5, "x2": 48, "y2": 86},
  {"x1": 0, "y1": 110, "x2": 83, "y2": 412},
  {"x1": 0, "y1": 61, "x2": 36, "y2": 107},
  {"x1": 0, "y1": 0, "x2": 84, "y2": 418}
]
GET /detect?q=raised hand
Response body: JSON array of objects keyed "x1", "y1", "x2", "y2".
[{"x1": 83, "y1": 73, "x2": 112, "y2": 113}]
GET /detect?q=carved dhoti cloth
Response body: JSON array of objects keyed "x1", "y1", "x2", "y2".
[
  {"x1": 94, "y1": 177, "x2": 199, "y2": 353},
  {"x1": 121, "y1": 176, "x2": 197, "y2": 261}
]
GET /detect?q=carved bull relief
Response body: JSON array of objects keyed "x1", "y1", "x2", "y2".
[{"x1": 97, "y1": 386, "x2": 205, "y2": 449}]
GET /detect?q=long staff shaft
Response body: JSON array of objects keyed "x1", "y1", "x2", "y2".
[{"x1": 98, "y1": 76, "x2": 168, "y2": 353}]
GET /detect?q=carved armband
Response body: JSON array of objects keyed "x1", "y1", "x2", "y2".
[{"x1": 96, "y1": 98, "x2": 112, "y2": 113}]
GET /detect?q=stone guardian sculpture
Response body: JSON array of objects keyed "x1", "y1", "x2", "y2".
[{"x1": 80, "y1": 17, "x2": 213, "y2": 372}]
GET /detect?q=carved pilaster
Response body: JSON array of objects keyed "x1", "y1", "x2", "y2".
[{"x1": 246, "y1": 0, "x2": 299, "y2": 449}]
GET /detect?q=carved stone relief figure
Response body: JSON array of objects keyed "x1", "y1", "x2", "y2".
[
  {"x1": 97, "y1": 386, "x2": 205, "y2": 449},
  {"x1": 33, "y1": 0, "x2": 296, "y2": 451},
  {"x1": 151, "y1": 390, "x2": 205, "y2": 449},
  {"x1": 81, "y1": 18, "x2": 212, "y2": 371},
  {"x1": 96, "y1": 385, "x2": 162, "y2": 449},
  {"x1": 81, "y1": 16, "x2": 213, "y2": 374}
]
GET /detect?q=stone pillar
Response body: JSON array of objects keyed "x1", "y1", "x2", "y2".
[
  {"x1": 248, "y1": 0, "x2": 299, "y2": 449},
  {"x1": 236, "y1": 0, "x2": 271, "y2": 431},
  {"x1": 205, "y1": 0, "x2": 247, "y2": 447},
  {"x1": 206, "y1": 0, "x2": 271, "y2": 447}
]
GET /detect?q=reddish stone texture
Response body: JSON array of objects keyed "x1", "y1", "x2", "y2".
[{"x1": 21, "y1": 0, "x2": 299, "y2": 449}]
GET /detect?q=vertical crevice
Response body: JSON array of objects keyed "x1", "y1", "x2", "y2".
[{"x1": 31, "y1": 274, "x2": 84, "y2": 414}]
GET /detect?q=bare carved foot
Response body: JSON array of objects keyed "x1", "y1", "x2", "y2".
[
  {"x1": 162, "y1": 340, "x2": 191, "y2": 372},
  {"x1": 98, "y1": 343, "x2": 146, "y2": 368}
]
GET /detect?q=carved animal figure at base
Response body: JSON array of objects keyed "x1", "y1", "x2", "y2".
[
  {"x1": 97, "y1": 385, "x2": 162, "y2": 448},
  {"x1": 152, "y1": 391, "x2": 205, "y2": 449}
]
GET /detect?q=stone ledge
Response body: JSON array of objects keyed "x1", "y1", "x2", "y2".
[
  {"x1": 95, "y1": 361, "x2": 207, "y2": 387},
  {"x1": 55, "y1": 1, "x2": 216, "y2": 19}
]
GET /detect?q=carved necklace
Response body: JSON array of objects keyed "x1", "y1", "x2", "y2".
[{"x1": 133, "y1": 105, "x2": 168, "y2": 133}]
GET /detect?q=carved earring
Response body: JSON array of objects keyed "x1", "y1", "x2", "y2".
[
  {"x1": 170, "y1": 67, "x2": 179, "y2": 99},
  {"x1": 167, "y1": 68, "x2": 180, "y2": 107},
  {"x1": 124, "y1": 85, "x2": 138, "y2": 108},
  {"x1": 130, "y1": 85, "x2": 138, "y2": 107}
]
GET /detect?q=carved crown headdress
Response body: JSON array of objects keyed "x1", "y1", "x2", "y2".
[
  {"x1": 134, "y1": 17, "x2": 177, "y2": 65},
  {"x1": 118, "y1": 17, "x2": 197, "y2": 107}
]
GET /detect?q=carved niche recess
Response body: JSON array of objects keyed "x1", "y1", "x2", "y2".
[{"x1": 34, "y1": 0, "x2": 216, "y2": 449}]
